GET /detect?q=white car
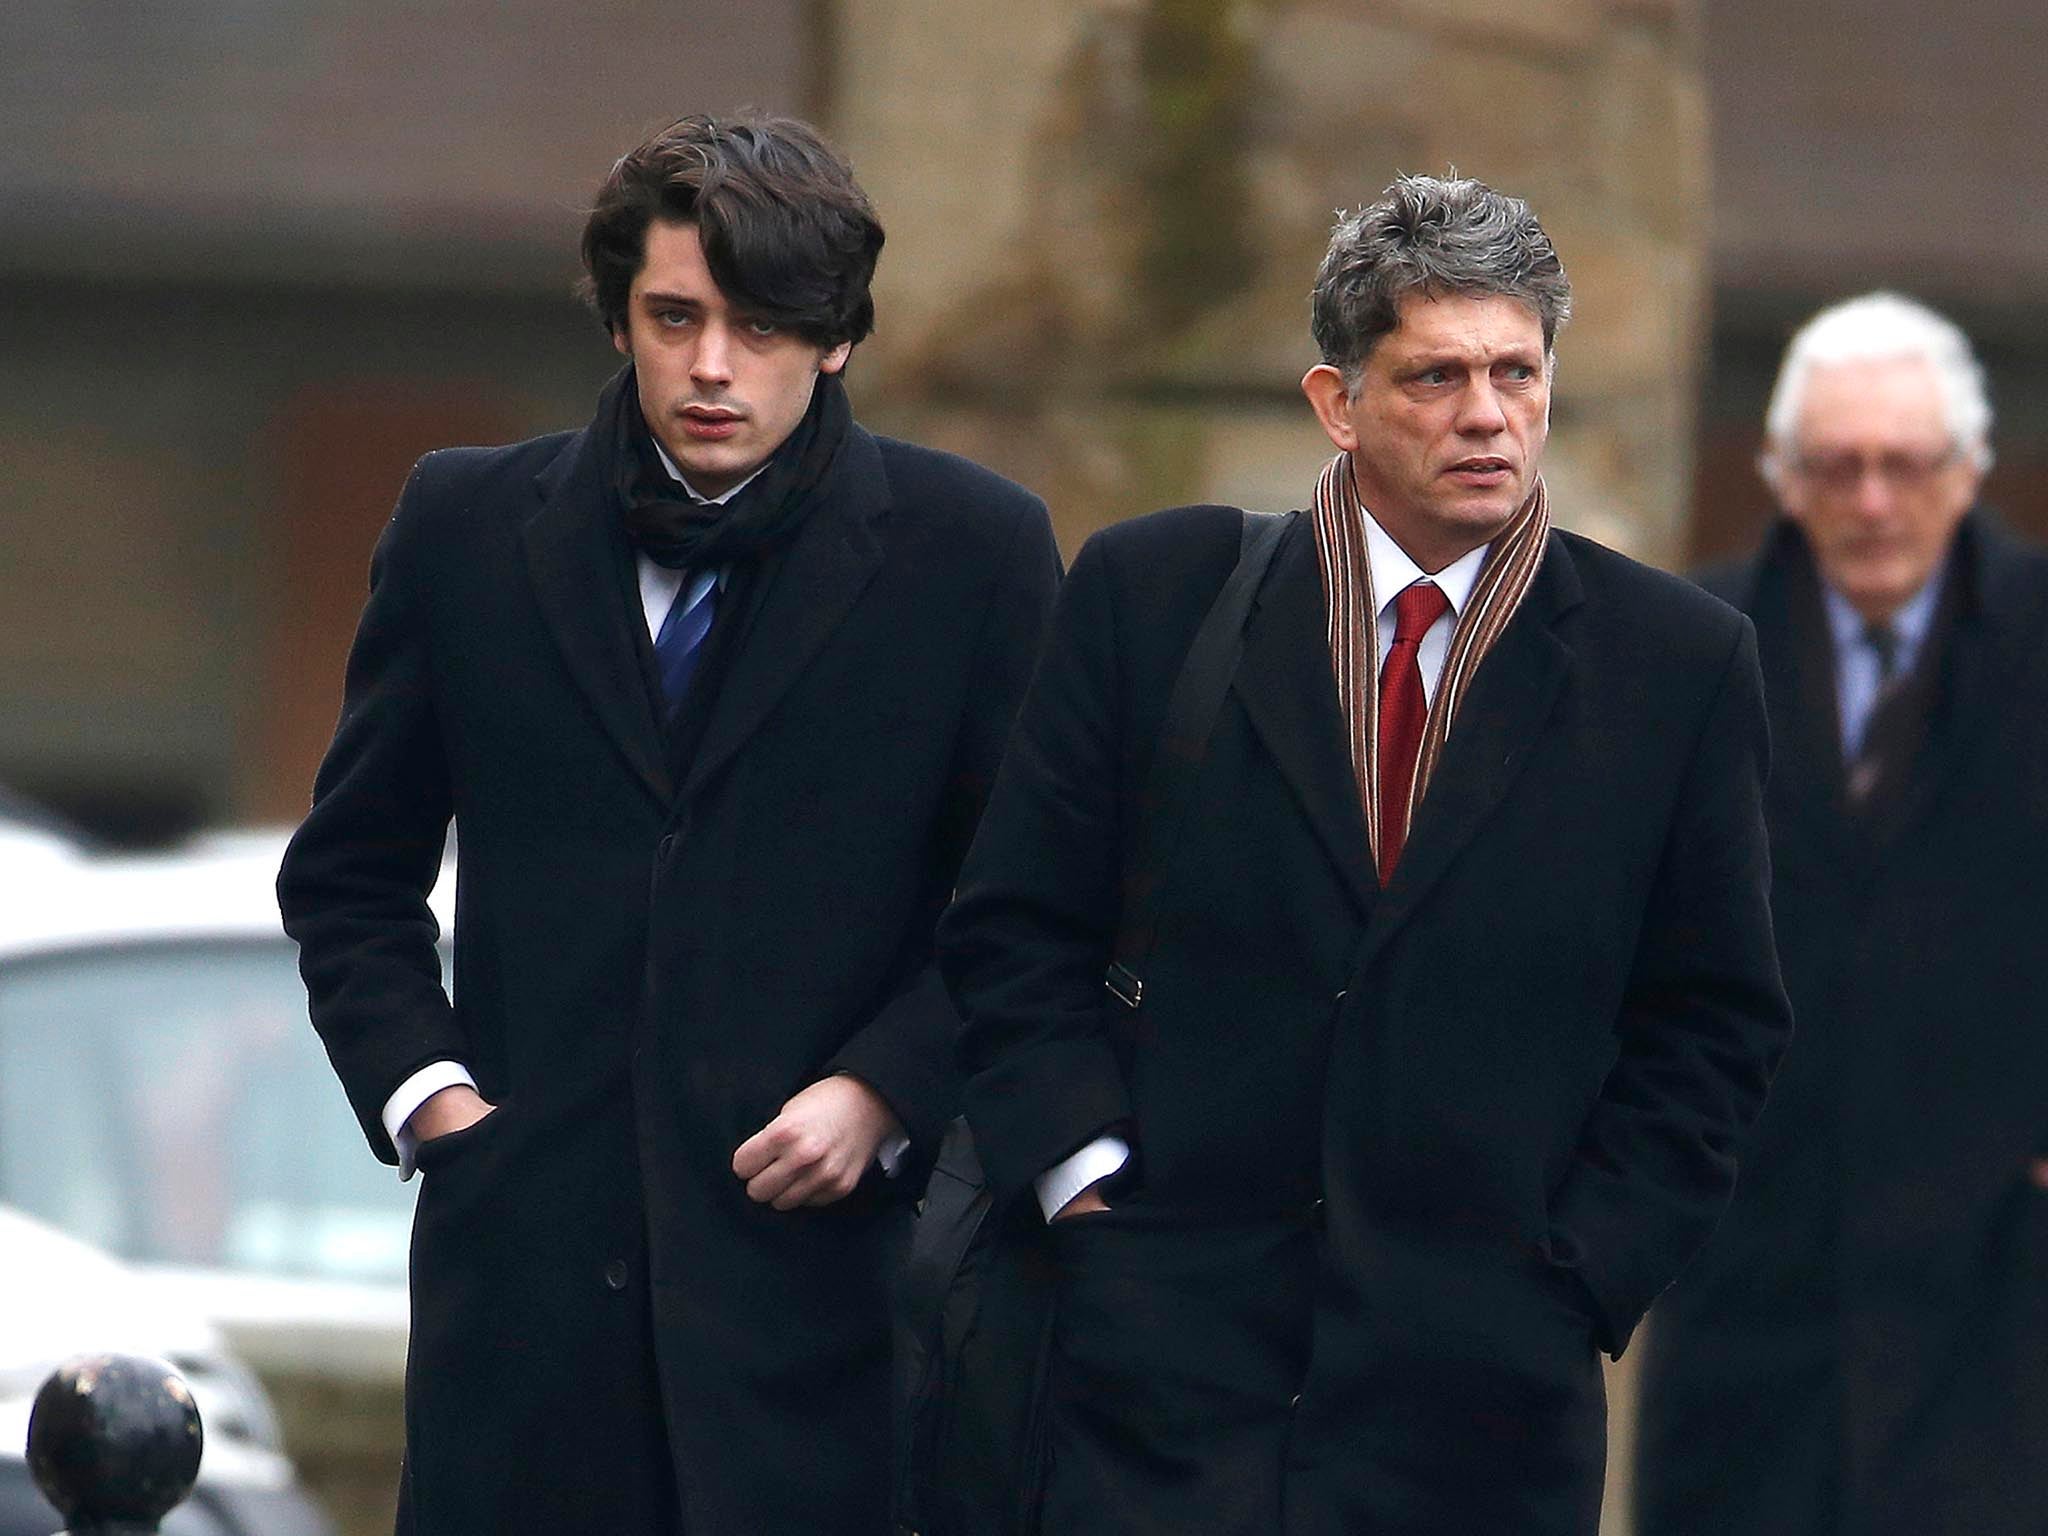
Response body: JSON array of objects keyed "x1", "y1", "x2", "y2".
[
  {"x1": 0, "y1": 1204, "x2": 332, "y2": 1535},
  {"x1": 0, "y1": 789, "x2": 90, "y2": 874},
  {"x1": 0, "y1": 830, "x2": 453, "y2": 1384}
]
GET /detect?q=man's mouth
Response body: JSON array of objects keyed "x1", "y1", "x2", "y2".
[
  {"x1": 1446, "y1": 456, "x2": 1512, "y2": 483},
  {"x1": 679, "y1": 405, "x2": 745, "y2": 441}
]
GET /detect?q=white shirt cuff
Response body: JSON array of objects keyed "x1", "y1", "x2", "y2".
[
  {"x1": 382, "y1": 1060, "x2": 478, "y2": 1181},
  {"x1": 1034, "y1": 1135, "x2": 1131, "y2": 1222},
  {"x1": 877, "y1": 1134, "x2": 912, "y2": 1177}
]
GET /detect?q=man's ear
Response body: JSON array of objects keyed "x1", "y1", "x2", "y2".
[
  {"x1": 1302, "y1": 364, "x2": 1359, "y2": 452},
  {"x1": 612, "y1": 323, "x2": 632, "y2": 358},
  {"x1": 819, "y1": 340, "x2": 853, "y2": 376},
  {"x1": 1758, "y1": 444, "x2": 1802, "y2": 519}
]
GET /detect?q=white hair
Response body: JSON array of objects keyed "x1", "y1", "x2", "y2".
[{"x1": 1763, "y1": 291, "x2": 1993, "y2": 472}]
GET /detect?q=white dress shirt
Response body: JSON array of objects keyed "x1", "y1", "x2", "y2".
[
  {"x1": 1032, "y1": 508, "x2": 1493, "y2": 1219},
  {"x1": 383, "y1": 448, "x2": 906, "y2": 1178},
  {"x1": 1821, "y1": 567, "x2": 1944, "y2": 760}
]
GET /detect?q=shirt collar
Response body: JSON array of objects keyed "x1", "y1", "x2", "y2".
[
  {"x1": 1820, "y1": 562, "x2": 1946, "y2": 656},
  {"x1": 1359, "y1": 507, "x2": 1491, "y2": 622},
  {"x1": 649, "y1": 436, "x2": 768, "y2": 505}
]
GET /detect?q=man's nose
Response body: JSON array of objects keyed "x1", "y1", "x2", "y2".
[
  {"x1": 1457, "y1": 380, "x2": 1508, "y2": 434},
  {"x1": 1850, "y1": 466, "x2": 1896, "y2": 519},
  {"x1": 691, "y1": 323, "x2": 735, "y2": 387}
]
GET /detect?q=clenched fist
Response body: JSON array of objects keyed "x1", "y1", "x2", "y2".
[{"x1": 732, "y1": 1076, "x2": 904, "y2": 1210}]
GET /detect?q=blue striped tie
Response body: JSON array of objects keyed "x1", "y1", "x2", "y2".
[{"x1": 655, "y1": 571, "x2": 719, "y2": 709}]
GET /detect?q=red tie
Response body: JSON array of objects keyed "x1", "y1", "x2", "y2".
[{"x1": 1377, "y1": 580, "x2": 1450, "y2": 884}]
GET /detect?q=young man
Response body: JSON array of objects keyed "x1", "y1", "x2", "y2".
[
  {"x1": 940, "y1": 175, "x2": 1792, "y2": 1534},
  {"x1": 1638, "y1": 293, "x2": 2048, "y2": 1536},
  {"x1": 278, "y1": 114, "x2": 1059, "y2": 1536}
]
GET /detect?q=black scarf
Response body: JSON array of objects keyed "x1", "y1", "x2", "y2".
[{"x1": 602, "y1": 362, "x2": 851, "y2": 570}]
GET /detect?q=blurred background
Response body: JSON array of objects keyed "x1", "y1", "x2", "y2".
[{"x1": 3, "y1": 1, "x2": 2045, "y2": 1533}]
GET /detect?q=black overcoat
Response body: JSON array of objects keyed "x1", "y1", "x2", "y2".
[
  {"x1": 1637, "y1": 515, "x2": 2048, "y2": 1536},
  {"x1": 941, "y1": 507, "x2": 1792, "y2": 1535},
  {"x1": 277, "y1": 404, "x2": 1060, "y2": 1535}
]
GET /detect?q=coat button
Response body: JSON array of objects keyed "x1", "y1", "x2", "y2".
[
  {"x1": 1290, "y1": 1393, "x2": 1303, "y2": 1410},
  {"x1": 604, "y1": 1259, "x2": 630, "y2": 1291},
  {"x1": 1332, "y1": 989, "x2": 1347, "y2": 1005},
  {"x1": 657, "y1": 834, "x2": 677, "y2": 861}
]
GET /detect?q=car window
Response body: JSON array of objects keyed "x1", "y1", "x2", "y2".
[{"x1": 0, "y1": 940, "x2": 417, "y2": 1284}]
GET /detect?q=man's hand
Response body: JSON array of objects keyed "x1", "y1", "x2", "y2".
[
  {"x1": 732, "y1": 1076, "x2": 905, "y2": 1211},
  {"x1": 407, "y1": 1084, "x2": 496, "y2": 1143},
  {"x1": 1051, "y1": 1182, "x2": 1111, "y2": 1221},
  {"x1": 2030, "y1": 1157, "x2": 2048, "y2": 1192}
]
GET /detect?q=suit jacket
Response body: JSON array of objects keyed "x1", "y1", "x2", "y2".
[
  {"x1": 1637, "y1": 515, "x2": 2048, "y2": 1536},
  {"x1": 940, "y1": 506, "x2": 1792, "y2": 1535},
  {"x1": 277, "y1": 403, "x2": 1060, "y2": 1536}
]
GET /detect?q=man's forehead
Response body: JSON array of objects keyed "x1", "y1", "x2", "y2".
[
  {"x1": 632, "y1": 219, "x2": 716, "y2": 293},
  {"x1": 1381, "y1": 290, "x2": 1546, "y2": 355},
  {"x1": 1797, "y1": 356, "x2": 1947, "y2": 442}
]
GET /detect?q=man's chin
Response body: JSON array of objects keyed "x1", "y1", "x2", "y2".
[
  {"x1": 1823, "y1": 556, "x2": 1919, "y2": 618},
  {"x1": 1433, "y1": 489, "x2": 1527, "y2": 540},
  {"x1": 660, "y1": 441, "x2": 759, "y2": 497}
]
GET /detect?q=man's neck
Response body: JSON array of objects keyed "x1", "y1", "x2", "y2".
[
  {"x1": 1359, "y1": 508, "x2": 1491, "y2": 617},
  {"x1": 1818, "y1": 564, "x2": 1946, "y2": 655}
]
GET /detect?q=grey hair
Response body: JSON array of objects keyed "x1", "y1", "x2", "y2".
[
  {"x1": 1310, "y1": 173, "x2": 1572, "y2": 392},
  {"x1": 1762, "y1": 291, "x2": 1993, "y2": 474}
]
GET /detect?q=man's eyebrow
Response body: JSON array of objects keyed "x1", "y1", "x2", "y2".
[{"x1": 637, "y1": 290, "x2": 704, "y2": 309}]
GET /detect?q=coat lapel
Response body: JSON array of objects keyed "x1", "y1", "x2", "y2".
[
  {"x1": 1743, "y1": 524, "x2": 1857, "y2": 865},
  {"x1": 1231, "y1": 520, "x2": 1378, "y2": 920},
  {"x1": 681, "y1": 428, "x2": 890, "y2": 802},
  {"x1": 1351, "y1": 531, "x2": 1582, "y2": 976},
  {"x1": 522, "y1": 426, "x2": 674, "y2": 807},
  {"x1": 1883, "y1": 514, "x2": 2010, "y2": 842}
]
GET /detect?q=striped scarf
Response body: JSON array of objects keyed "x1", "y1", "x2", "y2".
[{"x1": 1309, "y1": 452, "x2": 1551, "y2": 874}]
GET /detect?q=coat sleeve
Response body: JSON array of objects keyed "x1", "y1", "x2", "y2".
[
  {"x1": 1547, "y1": 617, "x2": 1794, "y2": 1355},
  {"x1": 824, "y1": 493, "x2": 1062, "y2": 1157},
  {"x1": 939, "y1": 531, "x2": 1137, "y2": 1206},
  {"x1": 276, "y1": 456, "x2": 463, "y2": 1164}
]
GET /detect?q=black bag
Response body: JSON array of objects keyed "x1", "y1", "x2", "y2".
[
  {"x1": 892, "y1": 1119, "x2": 1059, "y2": 1536},
  {"x1": 893, "y1": 509, "x2": 1294, "y2": 1536}
]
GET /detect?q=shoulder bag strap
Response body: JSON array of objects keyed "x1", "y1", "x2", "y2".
[{"x1": 1106, "y1": 508, "x2": 1294, "y2": 1007}]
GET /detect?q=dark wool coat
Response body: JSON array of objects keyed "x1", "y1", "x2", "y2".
[
  {"x1": 941, "y1": 507, "x2": 1793, "y2": 1536},
  {"x1": 1637, "y1": 515, "x2": 2048, "y2": 1536},
  {"x1": 278, "y1": 408, "x2": 1059, "y2": 1536}
]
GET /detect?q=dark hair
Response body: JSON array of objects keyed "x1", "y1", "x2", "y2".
[
  {"x1": 579, "y1": 113, "x2": 884, "y2": 349},
  {"x1": 1310, "y1": 173, "x2": 1571, "y2": 389}
]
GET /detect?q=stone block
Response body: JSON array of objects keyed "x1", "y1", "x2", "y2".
[
  {"x1": 1404, "y1": 44, "x2": 1592, "y2": 207},
  {"x1": 1256, "y1": 8, "x2": 1432, "y2": 127},
  {"x1": 1544, "y1": 220, "x2": 1706, "y2": 395},
  {"x1": 1194, "y1": 406, "x2": 1349, "y2": 512},
  {"x1": 832, "y1": 0, "x2": 1108, "y2": 377},
  {"x1": 1384, "y1": 0, "x2": 1604, "y2": 56},
  {"x1": 1591, "y1": 24, "x2": 1709, "y2": 242}
]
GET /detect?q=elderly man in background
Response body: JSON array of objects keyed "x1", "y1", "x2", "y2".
[{"x1": 1637, "y1": 292, "x2": 2048, "y2": 1535}]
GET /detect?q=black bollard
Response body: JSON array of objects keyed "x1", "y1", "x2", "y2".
[{"x1": 24, "y1": 1354, "x2": 202, "y2": 1536}]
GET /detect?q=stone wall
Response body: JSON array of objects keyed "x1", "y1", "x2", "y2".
[{"x1": 833, "y1": 0, "x2": 1710, "y2": 567}]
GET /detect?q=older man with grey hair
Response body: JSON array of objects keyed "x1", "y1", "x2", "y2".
[
  {"x1": 1636, "y1": 292, "x2": 2048, "y2": 1536},
  {"x1": 938, "y1": 174, "x2": 1791, "y2": 1535}
]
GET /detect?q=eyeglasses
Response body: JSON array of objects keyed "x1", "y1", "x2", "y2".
[{"x1": 1784, "y1": 444, "x2": 1962, "y2": 493}]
